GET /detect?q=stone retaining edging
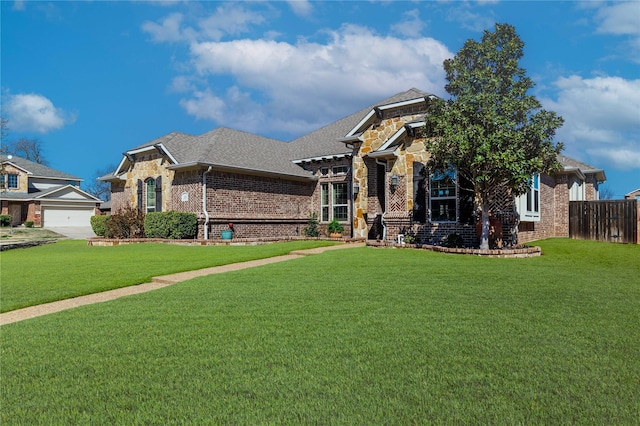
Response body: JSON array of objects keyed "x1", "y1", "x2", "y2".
[{"x1": 367, "y1": 240, "x2": 541, "y2": 258}]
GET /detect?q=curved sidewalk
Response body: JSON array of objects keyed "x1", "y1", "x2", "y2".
[{"x1": 0, "y1": 242, "x2": 365, "y2": 326}]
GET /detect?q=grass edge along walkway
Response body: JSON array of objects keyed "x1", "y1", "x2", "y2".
[{"x1": 0, "y1": 243, "x2": 365, "y2": 326}]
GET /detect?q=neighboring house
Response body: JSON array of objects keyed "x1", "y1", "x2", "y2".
[
  {"x1": 0, "y1": 155, "x2": 101, "y2": 227},
  {"x1": 101, "y1": 88, "x2": 606, "y2": 245},
  {"x1": 625, "y1": 189, "x2": 640, "y2": 201}
]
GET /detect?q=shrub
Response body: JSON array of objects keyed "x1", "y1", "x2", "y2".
[
  {"x1": 443, "y1": 232, "x2": 465, "y2": 248},
  {"x1": 303, "y1": 213, "x2": 320, "y2": 237},
  {"x1": 144, "y1": 211, "x2": 198, "y2": 239},
  {"x1": 24, "y1": 221, "x2": 34, "y2": 228},
  {"x1": 90, "y1": 215, "x2": 109, "y2": 237},
  {"x1": 0, "y1": 215, "x2": 11, "y2": 227},
  {"x1": 327, "y1": 219, "x2": 344, "y2": 235},
  {"x1": 106, "y1": 207, "x2": 145, "y2": 239}
]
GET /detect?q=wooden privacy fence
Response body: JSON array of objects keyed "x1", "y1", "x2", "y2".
[{"x1": 569, "y1": 200, "x2": 639, "y2": 244}]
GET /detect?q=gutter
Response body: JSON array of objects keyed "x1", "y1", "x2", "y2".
[{"x1": 202, "y1": 166, "x2": 213, "y2": 240}]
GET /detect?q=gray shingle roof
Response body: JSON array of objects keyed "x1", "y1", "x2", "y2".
[
  {"x1": 1, "y1": 155, "x2": 82, "y2": 181},
  {"x1": 129, "y1": 128, "x2": 313, "y2": 179},
  {"x1": 120, "y1": 88, "x2": 436, "y2": 178},
  {"x1": 558, "y1": 154, "x2": 606, "y2": 181},
  {"x1": 289, "y1": 88, "x2": 433, "y2": 160}
]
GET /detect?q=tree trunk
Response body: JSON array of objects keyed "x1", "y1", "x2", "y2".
[{"x1": 479, "y1": 198, "x2": 490, "y2": 250}]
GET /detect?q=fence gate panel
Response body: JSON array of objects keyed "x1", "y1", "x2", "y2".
[{"x1": 569, "y1": 200, "x2": 638, "y2": 244}]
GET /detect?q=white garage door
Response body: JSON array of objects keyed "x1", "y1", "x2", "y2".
[{"x1": 43, "y1": 207, "x2": 94, "y2": 227}]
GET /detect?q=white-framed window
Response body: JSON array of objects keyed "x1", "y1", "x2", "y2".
[
  {"x1": 332, "y1": 165, "x2": 349, "y2": 175},
  {"x1": 430, "y1": 167, "x2": 457, "y2": 222},
  {"x1": 569, "y1": 177, "x2": 584, "y2": 201},
  {"x1": 320, "y1": 182, "x2": 348, "y2": 222},
  {"x1": 3, "y1": 174, "x2": 19, "y2": 189},
  {"x1": 332, "y1": 182, "x2": 348, "y2": 221},
  {"x1": 145, "y1": 178, "x2": 156, "y2": 212},
  {"x1": 320, "y1": 183, "x2": 329, "y2": 222},
  {"x1": 516, "y1": 174, "x2": 540, "y2": 222}
]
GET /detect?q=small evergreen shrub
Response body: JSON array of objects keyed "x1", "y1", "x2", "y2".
[
  {"x1": 24, "y1": 221, "x2": 34, "y2": 228},
  {"x1": 0, "y1": 215, "x2": 11, "y2": 226},
  {"x1": 443, "y1": 232, "x2": 465, "y2": 248},
  {"x1": 106, "y1": 207, "x2": 145, "y2": 239},
  {"x1": 144, "y1": 211, "x2": 198, "y2": 239},
  {"x1": 90, "y1": 215, "x2": 110, "y2": 237},
  {"x1": 303, "y1": 213, "x2": 320, "y2": 237}
]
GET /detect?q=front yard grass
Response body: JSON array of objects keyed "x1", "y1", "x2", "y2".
[
  {"x1": 0, "y1": 240, "x2": 337, "y2": 312},
  {"x1": 1, "y1": 239, "x2": 639, "y2": 423}
]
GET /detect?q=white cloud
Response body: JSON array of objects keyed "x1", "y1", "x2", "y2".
[
  {"x1": 197, "y1": 4, "x2": 266, "y2": 41},
  {"x1": 445, "y1": 3, "x2": 496, "y2": 33},
  {"x1": 595, "y1": 2, "x2": 640, "y2": 36},
  {"x1": 391, "y1": 9, "x2": 426, "y2": 38},
  {"x1": 542, "y1": 75, "x2": 640, "y2": 171},
  {"x1": 182, "y1": 24, "x2": 452, "y2": 135},
  {"x1": 593, "y1": 2, "x2": 640, "y2": 64},
  {"x1": 12, "y1": 1, "x2": 25, "y2": 11},
  {"x1": 287, "y1": 0, "x2": 313, "y2": 17},
  {"x1": 4, "y1": 93, "x2": 75, "y2": 133},
  {"x1": 142, "y1": 4, "x2": 266, "y2": 43},
  {"x1": 142, "y1": 13, "x2": 192, "y2": 43}
]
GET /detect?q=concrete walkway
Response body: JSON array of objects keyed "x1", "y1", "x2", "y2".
[{"x1": 0, "y1": 242, "x2": 365, "y2": 326}]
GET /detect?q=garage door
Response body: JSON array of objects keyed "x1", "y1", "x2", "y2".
[{"x1": 42, "y1": 207, "x2": 94, "y2": 227}]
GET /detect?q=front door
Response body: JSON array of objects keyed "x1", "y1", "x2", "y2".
[
  {"x1": 367, "y1": 163, "x2": 387, "y2": 240},
  {"x1": 9, "y1": 204, "x2": 22, "y2": 226}
]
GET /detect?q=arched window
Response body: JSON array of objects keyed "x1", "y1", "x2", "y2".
[{"x1": 145, "y1": 178, "x2": 156, "y2": 212}]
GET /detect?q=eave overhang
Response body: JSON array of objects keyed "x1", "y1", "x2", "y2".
[
  {"x1": 33, "y1": 185, "x2": 102, "y2": 202},
  {"x1": 562, "y1": 166, "x2": 606, "y2": 183},
  {"x1": 114, "y1": 143, "x2": 179, "y2": 176},
  {"x1": 167, "y1": 162, "x2": 317, "y2": 182},
  {"x1": 292, "y1": 153, "x2": 352, "y2": 165},
  {"x1": 1, "y1": 161, "x2": 31, "y2": 174},
  {"x1": 345, "y1": 96, "x2": 436, "y2": 137}
]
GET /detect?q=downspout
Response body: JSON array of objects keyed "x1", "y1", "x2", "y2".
[
  {"x1": 375, "y1": 159, "x2": 388, "y2": 241},
  {"x1": 202, "y1": 166, "x2": 213, "y2": 240},
  {"x1": 350, "y1": 154, "x2": 355, "y2": 239}
]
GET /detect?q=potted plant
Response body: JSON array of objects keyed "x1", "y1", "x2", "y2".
[
  {"x1": 327, "y1": 219, "x2": 344, "y2": 238},
  {"x1": 221, "y1": 222, "x2": 234, "y2": 240}
]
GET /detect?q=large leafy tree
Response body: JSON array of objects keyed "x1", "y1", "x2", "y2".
[{"x1": 424, "y1": 23, "x2": 564, "y2": 249}]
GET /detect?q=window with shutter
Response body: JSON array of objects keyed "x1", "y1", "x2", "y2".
[
  {"x1": 137, "y1": 180, "x2": 143, "y2": 212},
  {"x1": 155, "y1": 176, "x2": 162, "y2": 212}
]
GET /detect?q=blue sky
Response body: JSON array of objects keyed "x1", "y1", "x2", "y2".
[{"x1": 2, "y1": 0, "x2": 639, "y2": 198}]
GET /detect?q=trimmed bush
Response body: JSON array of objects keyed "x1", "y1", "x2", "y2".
[
  {"x1": 90, "y1": 215, "x2": 109, "y2": 237},
  {"x1": 24, "y1": 221, "x2": 34, "y2": 228},
  {"x1": 0, "y1": 215, "x2": 11, "y2": 227},
  {"x1": 144, "y1": 211, "x2": 198, "y2": 239},
  {"x1": 106, "y1": 207, "x2": 145, "y2": 239},
  {"x1": 443, "y1": 232, "x2": 465, "y2": 248},
  {"x1": 303, "y1": 213, "x2": 320, "y2": 237}
]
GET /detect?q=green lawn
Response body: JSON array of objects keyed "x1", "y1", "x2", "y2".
[
  {"x1": 1, "y1": 239, "x2": 639, "y2": 423},
  {"x1": 0, "y1": 240, "x2": 337, "y2": 312}
]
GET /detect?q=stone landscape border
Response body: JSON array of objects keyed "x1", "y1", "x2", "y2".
[
  {"x1": 88, "y1": 237, "x2": 541, "y2": 258},
  {"x1": 366, "y1": 240, "x2": 541, "y2": 258}
]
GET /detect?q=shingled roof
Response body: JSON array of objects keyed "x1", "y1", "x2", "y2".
[
  {"x1": 109, "y1": 88, "x2": 437, "y2": 180},
  {"x1": 0, "y1": 155, "x2": 82, "y2": 181},
  {"x1": 558, "y1": 155, "x2": 606, "y2": 182},
  {"x1": 289, "y1": 88, "x2": 433, "y2": 161},
  {"x1": 124, "y1": 128, "x2": 312, "y2": 179}
]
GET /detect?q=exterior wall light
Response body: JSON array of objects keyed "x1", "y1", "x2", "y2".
[
  {"x1": 353, "y1": 182, "x2": 360, "y2": 194},
  {"x1": 390, "y1": 174, "x2": 399, "y2": 188}
]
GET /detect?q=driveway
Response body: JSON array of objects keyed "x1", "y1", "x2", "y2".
[{"x1": 46, "y1": 227, "x2": 96, "y2": 240}]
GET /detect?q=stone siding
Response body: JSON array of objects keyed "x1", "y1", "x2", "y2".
[{"x1": 1, "y1": 164, "x2": 29, "y2": 193}]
